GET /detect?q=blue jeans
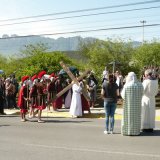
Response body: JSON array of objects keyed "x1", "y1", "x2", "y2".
[{"x1": 104, "y1": 101, "x2": 116, "y2": 131}]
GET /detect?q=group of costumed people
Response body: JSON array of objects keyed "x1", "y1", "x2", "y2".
[
  {"x1": 17, "y1": 67, "x2": 159, "y2": 134},
  {"x1": 121, "y1": 70, "x2": 159, "y2": 136},
  {"x1": 17, "y1": 70, "x2": 91, "y2": 122},
  {"x1": 102, "y1": 69, "x2": 159, "y2": 136}
]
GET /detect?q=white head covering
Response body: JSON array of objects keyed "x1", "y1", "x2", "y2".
[
  {"x1": 121, "y1": 72, "x2": 138, "y2": 99},
  {"x1": 125, "y1": 72, "x2": 137, "y2": 84}
]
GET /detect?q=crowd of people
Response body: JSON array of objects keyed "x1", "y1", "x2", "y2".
[
  {"x1": 0, "y1": 74, "x2": 19, "y2": 114},
  {"x1": 101, "y1": 66, "x2": 159, "y2": 136},
  {"x1": 0, "y1": 65, "x2": 160, "y2": 136},
  {"x1": 0, "y1": 70, "x2": 98, "y2": 122}
]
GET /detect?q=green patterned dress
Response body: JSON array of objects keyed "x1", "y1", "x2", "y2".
[{"x1": 121, "y1": 82, "x2": 143, "y2": 136}]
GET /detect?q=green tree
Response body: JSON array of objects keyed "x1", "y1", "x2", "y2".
[
  {"x1": 11, "y1": 43, "x2": 80, "y2": 80},
  {"x1": 78, "y1": 38, "x2": 134, "y2": 80},
  {"x1": 132, "y1": 41, "x2": 160, "y2": 70},
  {"x1": 0, "y1": 54, "x2": 7, "y2": 77}
]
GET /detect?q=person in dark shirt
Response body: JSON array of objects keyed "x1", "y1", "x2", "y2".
[
  {"x1": 10, "y1": 74, "x2": 19, "y2": 109},
  {"x1": 102, "y1": 74, "x2": 119, "y2": 134},
  {"x1": 0, "y1": 78, "x2": 6, "y2": 115}
]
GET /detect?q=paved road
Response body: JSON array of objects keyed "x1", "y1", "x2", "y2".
[{"x1": 1, "y1": 115, "x2": 160, "y2": 160}]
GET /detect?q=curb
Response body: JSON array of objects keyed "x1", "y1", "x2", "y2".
[{"x1": 4, "y1": 109, "x2": 160, "y2": 121}]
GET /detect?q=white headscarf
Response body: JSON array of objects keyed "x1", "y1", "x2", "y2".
[
  {"x1": 121, "y1": 72, "x2": 138, "y2": 99},
  {"x1": 125, "y1": 72, "x2": 137, "y2": 84}
]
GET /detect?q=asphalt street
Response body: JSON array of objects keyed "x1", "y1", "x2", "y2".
[{"x1": 1, "y1": 115, "x2": 160, "y2": 160}]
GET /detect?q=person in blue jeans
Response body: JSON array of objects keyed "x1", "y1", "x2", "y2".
[{"x1": 101, "y1": 74, "x2": 119, "y2": 134}]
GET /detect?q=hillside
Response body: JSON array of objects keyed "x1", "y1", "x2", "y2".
[
  {"x1": 0, "y1": 35, "x2": 141, "y2": 56},
  {"x1": 0, "y1": 36, "x2": 95, "y2": 55}
]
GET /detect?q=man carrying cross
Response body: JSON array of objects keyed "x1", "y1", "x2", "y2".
[
  {"x1": 56, "y1": 61, "x2": 91, "y2": 117},
  {"x1": 70, "y1": 81, "x2": 82, "y2": 118}
]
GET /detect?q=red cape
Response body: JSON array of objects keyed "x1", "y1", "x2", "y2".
[{"x1": 17, "y1": 86, "x2": 24, "y2": 108}]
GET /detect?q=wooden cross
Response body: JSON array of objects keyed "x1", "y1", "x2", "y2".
[{"x1": 56, "y1": 61, "x2": 91, "y2": 101}]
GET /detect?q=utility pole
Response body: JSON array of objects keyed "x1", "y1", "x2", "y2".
[{"x1": 140, "y1": 20, "x2": 146, "y2": 44}]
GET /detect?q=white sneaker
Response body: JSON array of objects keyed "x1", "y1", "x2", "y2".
[
  {"x1": 110, "y1": 131, "x2": 114, "y2": 134},
  {"x1": 21, "y1": 119, "x2": 26, "y2": 122},
  {"x1": 28, "y1": 115, "x2": 33, "y2": 119},
  {"x1": 38, "y1": 120, "x2": 45, "y2": 123},
  {"x1": 104, "y1": 130, "x2": 109, "y2": 134}
]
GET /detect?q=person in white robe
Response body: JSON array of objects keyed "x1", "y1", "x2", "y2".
[
  {"x1": 69, "y1": 83, "x2": 82, "y2": 117},
  {"x1": 141, "y1": 69, "x2": 159, "y2": 132},
  {"x1": 121, "y1": 72, "x2": 143, "y2": 136}
]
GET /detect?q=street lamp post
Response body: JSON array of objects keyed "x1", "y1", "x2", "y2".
[{"x1": 140, "y1": 20, "x2": 146, "y2": 44}]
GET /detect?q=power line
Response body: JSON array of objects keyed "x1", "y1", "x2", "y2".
[
  {"x1": 1, "y1": 13, "x2": 159, "y2": 34},
  {"x1": 0, "y1": 19, "x2": 159, "y2": 39},
  {"x1": 91, "y1": 30, "x2": 160, "y2": 38},
  {"x1": 0, "y1": 0, "x2": 159, "y2": 22},
  {"x1": 0, "y1": 11, "x2": 159, "y2": 36},
  {"x1": 0, "y1": 5, "x2": 160, "y2": 27},
  {"x1": 42, "y1": 19, "x2": 159, "y2": 34},
  {"x1": 0, "y1": 23, "x2": 160, "y2": 40}
]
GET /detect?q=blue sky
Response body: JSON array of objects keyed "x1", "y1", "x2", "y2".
[{"x1": 0, "y1": 0, "x2": 160, "y2": 42}]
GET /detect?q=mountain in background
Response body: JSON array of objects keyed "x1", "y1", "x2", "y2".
[
  {"x1": 0, "y1": 35, "x2": 96, "y2": 56},
  {"x1": 0, "y1": 35, "x2": 141, "y2": 56}
]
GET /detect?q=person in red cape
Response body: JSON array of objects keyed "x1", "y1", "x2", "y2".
[
  {"x1": 80, "y1": 78, "x2": 90, "y2": 115},
  {"x1": 17, "y1": 76, "x2": 30, "y2": 122},
  {"x1": 52, "y1": 74, "x2": 64, "y2": 110},
  {"x1": 37, "y1": 71, "x2": 47, "y2": 123},
  {"x1": 47, "y1": 73, "x2": 56, "y2": 112},
  {"x1": 29, "y1": 74, "x2": 38, "y2": 118}
]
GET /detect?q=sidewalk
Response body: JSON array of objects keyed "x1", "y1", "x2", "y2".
[{"x1": 3, "y1": 107, "x2": 160, "y2": 121}]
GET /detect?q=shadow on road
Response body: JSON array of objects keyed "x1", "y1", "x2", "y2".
[
  {"x1": 27, "y1": 117, "x2": 92, "y2": 123},
  {"x1": 141, "y1": 130, "x2": 160, "y2": 136},
  {"x1": 0, "y1": 125, "x2": 10, "y2": 127},
  {"x1": 44, "y1": 119, "x2": 92, "y2": 123},
  {"x1": 110, "y1": 132, "x2": 121, "y2": 135},
  {"x1": 0, "y1": 115, "x2": 19, "y2": 118}
]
